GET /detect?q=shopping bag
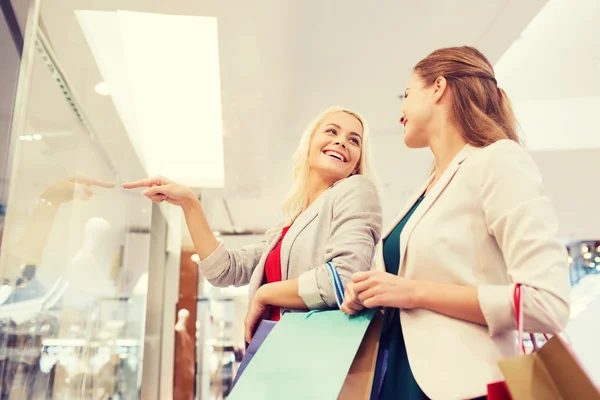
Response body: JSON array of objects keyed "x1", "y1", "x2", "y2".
[
  {"x1": 494, "y1": 284, "x2": 600, "y2": 400},
  {"x1": 338, "y1": 309, "x2": 382, "y2": 400},
  {"x1": 228, "y1": 262, "x2": 380, "y2": 400},
  {"x1": 231, "y1": 319, "x2": 277, "y2": 389}
]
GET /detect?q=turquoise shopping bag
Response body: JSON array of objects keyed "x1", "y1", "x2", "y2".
[{"x1": 228, "y1": 262, "x2": 376, "y2": 400}]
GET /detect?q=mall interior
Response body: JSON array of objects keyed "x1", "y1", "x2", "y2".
[{"x1": 0, "y1": 0, "x2": 599, "y2": 399}]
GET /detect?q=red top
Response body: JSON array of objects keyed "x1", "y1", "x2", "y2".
[{"x1": 263, "y1": 225, "x2": 291, "y2": 321}]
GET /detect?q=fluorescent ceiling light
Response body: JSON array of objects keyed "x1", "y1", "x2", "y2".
[
  {"x1": 94, "y1": 81, "x2": 112, "y2": 96},
  {"x1": 75, "y1": 10, "x2": 225, "y2": 188}
]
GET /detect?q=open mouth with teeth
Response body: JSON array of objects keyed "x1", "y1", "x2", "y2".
[{"x1": 323, "y1": 150, "x2": 348, "y2": 163}]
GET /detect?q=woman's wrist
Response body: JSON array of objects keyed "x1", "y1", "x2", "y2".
[
  {"x1": 411, "y1": 280, "x2": 431, "y2": 309},
  {"x1": 181, "y1": 190, "x2": 201, "y2": 212}
]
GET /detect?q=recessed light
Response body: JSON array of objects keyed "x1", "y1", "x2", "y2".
[
  {"x1": 32, "y1": 134, "x2": 42, "y2": 140},
  {"x1": 94, "y1": 82, "x2": 111, "y2": 96}
]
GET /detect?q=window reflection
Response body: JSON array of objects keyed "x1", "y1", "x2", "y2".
[{"x1": 0, "y1": 16, "x2": 150, "y2": 400}]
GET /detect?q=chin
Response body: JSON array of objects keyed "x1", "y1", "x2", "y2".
[{"x1": 403, "y1": 133, "x2": 428, "y2": 149}]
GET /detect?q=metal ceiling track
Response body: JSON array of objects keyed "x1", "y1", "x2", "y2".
[{"x1": 34, "y1": 27, "x2": 117, "y2": 174}]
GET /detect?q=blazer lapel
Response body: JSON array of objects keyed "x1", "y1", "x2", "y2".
[
  {"x1": 248, "y1": 232, "x2": 282, "y2": 296},
  {"x1": 397, "y1": 145, "x2": 476, "y2": 274},
  {"x1": 280, "y1": 194, "x2": 326, "y2": 280},
  {"x1": 373, "y1": 176, "x2": 432, "y2": 272}
]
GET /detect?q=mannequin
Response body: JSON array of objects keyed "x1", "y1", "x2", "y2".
[{"x1": 62, "y1": 217, "x2": 115, "y2": 304}]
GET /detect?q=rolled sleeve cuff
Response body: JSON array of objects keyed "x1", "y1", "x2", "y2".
[
  {"x1": 478, "y1": 284, "x2": 515, "y2": 336},
  {"x1": 298, "y1": 269, "x2": 327, "y2": 309},
  {"x1": 197, "y1": 242, "x2": 229, "y2": 281}
]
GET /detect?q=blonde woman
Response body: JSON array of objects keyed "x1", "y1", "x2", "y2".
[{"x1": 123, "y1": 107, "x2": 382, "y2": 342}]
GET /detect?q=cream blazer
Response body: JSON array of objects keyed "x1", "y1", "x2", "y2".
[{"x1": 375, "y1": 140, "x2": 571, "y2": 399}]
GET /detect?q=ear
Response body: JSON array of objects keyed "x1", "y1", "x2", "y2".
[{"x1": 432, "y1": 76, "x2": 448, "y2": 103}]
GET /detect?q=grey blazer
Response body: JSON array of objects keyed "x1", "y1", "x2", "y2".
[{"x1": 198, "y1": 175, "x2": 382, "y2": 309}]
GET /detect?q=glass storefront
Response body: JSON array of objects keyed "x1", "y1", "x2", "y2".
[{"x1": 0, "y1": 2, "x2": 155, "y2": 398}]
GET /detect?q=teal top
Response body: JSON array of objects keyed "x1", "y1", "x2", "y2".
[
  {"x1": 379, "y1": 195, "x2": 427, "y2": 400},
  {"x1": 378, "y1": 196, "x2": 488, "y2": 400}
]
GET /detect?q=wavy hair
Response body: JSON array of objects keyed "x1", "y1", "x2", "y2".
[{"x1": 277, "y1": 106, "x2": 376, "y2": 231}]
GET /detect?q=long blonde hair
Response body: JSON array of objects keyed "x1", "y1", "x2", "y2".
[{"x1": 279, "y1": 106, "x2": 377, "y2": 227}]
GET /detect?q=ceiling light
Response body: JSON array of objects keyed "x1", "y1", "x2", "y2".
[
  {"x1": 32, "y1": 134, "x2": 42, "y2": 140},
  {"x1": 568, "y1": 256, "x2": 573, "y2": 264},
  {"x1": 595, "y1": 257, "x2": 600, "y2": 263},
  {"x1": 581, "y1": 245, "x2": 589, "y2": 253},
  {"x1": 190, "y1": 254, "x2": 200, "y2": 263},
  {"x1": 94, "y1": 81, "x2": 112, "y2": 96},
  {"x1": 583, "y1": 253, "x2": 592, "y2": 260},
  {"x1": 590, "y1": 263, "x2": 596, "y2": 268},
  {"x1": 24, "y1": 135, "x2": 33, "y2": 141}
]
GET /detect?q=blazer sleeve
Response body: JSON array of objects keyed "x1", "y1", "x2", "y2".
[
  {"x1": 197, "y1": 240, "x2": 268, "y2": 287},
  {"x1": 298, "y1": 175, "x2": 383, "y2": 309},
  {"x1": 476, "y1": 140, "x2": 570, "y2": 336}
]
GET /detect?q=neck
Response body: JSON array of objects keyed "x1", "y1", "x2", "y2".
[
  {"x1": 429, "y1": 121, "x2": 467, "y2": 177},
  {"x1": 304, "y1": 171, "x2": 335, "y2": 210}
]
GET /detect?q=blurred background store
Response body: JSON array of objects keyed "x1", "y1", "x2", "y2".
[{"x1": 0, "y1": 0, "x2": 598, "y2": 398}]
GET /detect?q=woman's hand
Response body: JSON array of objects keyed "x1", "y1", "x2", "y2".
[
  {"x1": 352, "y1": 270, "x2": 421, "y2": 310},
  {"x1": 340, "y1": 282, "x2": 365, "y2": 315},
  {"x1": 244, "y1": 288, "x2": 271, "y2": 344},
  {"x1": 122, "y1": 176, "x2": 196, "y2": 207},
  {"x1": 42, "y1": 173, "x2": 115, "y2": 205}
]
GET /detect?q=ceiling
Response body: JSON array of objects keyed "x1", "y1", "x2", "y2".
[
  {"x1": 22, "y1": 0, "x2": 559, "y2": 246},
  {"x1": 495, "y1": 0, "x2": 600, "y2": 151}
]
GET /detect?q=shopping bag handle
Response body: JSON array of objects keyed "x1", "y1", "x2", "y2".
[
  {"x1": 326, "y1": 261, "x2": 345, "y2": 308},
  {"x1": 304, "y1": 262, "x2": 345, "y2": 320},
  {"x1": 514, "y1": 283, "x2": 558, "y2": 354}
]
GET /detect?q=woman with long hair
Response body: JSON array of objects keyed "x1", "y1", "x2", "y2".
[
  {"x1": 341, "y1": 47, "x2": 570, "y2": 399},
  {"x1": 124, "y1": 106, "x2": 382, "y2": 343}
]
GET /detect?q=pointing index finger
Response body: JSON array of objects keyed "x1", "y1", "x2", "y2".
[{"x1": 122, "y1": 178, "x2": 157, "y2": 189}]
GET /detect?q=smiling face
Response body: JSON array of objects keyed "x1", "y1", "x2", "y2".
[
  {"x1": 307, "y1": 111, "x2": 363, "y2": 184},
  {"x1": 399, "y1": 72, "x2": 436, "y2": 148}
]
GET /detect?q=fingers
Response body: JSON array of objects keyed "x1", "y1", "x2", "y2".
[
  {"x1": 122, "y1": 178, "x2": 155, "y2": 189},
  {"x1": 352, "y1": 270, "x2": 375, "y2": 283},
  {"x1": 73, "y1": 184, "x2": 93, "y2": 201},
  {"x1": 142, "y1": 185, "x2": 165, "y2": 196},
  {"x1": 353, "y1": 279, "x2": 372, "y2": 294},
  {"x1": 147, "y1": 194, "x2": 167, "y2": 203},
  {"x1": 244, "y1": 320, "x2": 255, "y2": 344},
  {"x1": 122, "y1": 176, "x2": 167, "y2": 189},
  {"x1": 341, "y1": 303, "x2": 360, "y2": 315},
  {"x1": 357, "y1": 286, "x2": 378, "y2": 304},
  {"x1": 68, "y1": 173, "x2": 116, "y2": 188},
  {"x1": 341, "y1": 282, "x2": 365, "y2": 315},
  {"x1": 142, "y1": 185, "x2": 169, "y2": 203}
]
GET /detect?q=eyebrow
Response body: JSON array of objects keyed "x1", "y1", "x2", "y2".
[{"x1": 326, "y1": 123, "x2": 363, "y2": 139}]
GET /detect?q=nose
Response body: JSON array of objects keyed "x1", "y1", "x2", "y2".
[
  {"x1": 334, "y1": 140, "x2": 346, "y2": 148},
  {"x1": 399, "y1": 115, "x2": 406, "y2": 124}
]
